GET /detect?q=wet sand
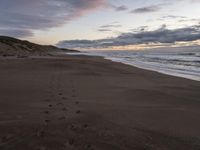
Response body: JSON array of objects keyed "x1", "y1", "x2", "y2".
[{"x1": 0, "y1": 55, "x2": 200, "y2": 150}]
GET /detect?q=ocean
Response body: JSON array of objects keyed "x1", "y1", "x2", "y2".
[{"x1": 67, "y1": 47, "x2": 200, "y2": 81}]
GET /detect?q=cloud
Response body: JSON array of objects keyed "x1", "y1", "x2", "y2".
[
  {"x1": 99, "y1": 24, "x2": 122, "y2": 29},
  {"x1": 131, "y1": 26, "x2": 149, "y2": 32},
  {"x1": 0, "y1": 0, "x2": 107, "y2": 38},
  {"x1": 158, "y1": 15, "x2": 200, "y2": 24},
  {"x1": 97, "y1": 29, "x2": 112, "y2": 32},
  {"x1": 109, "y1": 4, "x2": 128, "y2": 12},
  {"x1": 114, "y1": 5, "x2": 128, "y2": 11},
  {"x1": 191, "y1": 0, "x2": 200, "y2": 2},
  {"x1": 97, "y1": 22, "x2": 122, "y2": 32},
  {"x1": 57, "y1": 24, "x2": 200, "y2": 49},
  {"x1": 131, "y1": 5, "x2": 161, "y2": 13},
  {"x1": 161, "y1": 15, "x2": 187, "y2": 19}
]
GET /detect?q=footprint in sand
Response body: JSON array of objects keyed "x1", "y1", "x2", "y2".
[
  {"x1": 1, "y1": 134, "x2": 15, "y2": 143},
  {"x1": 72, "y1": 94, "x2": 76, "y2": 98},
  {"x1": 69, "y1": 124, "x2": 78, "y2": 131},
  {"x1": 44, "y1": 111, "x2": 49, "y2": 114},
  {"x1": 76, "y1": 110, "x2": 81, "y2": 114},
  {"x1": 63, "y1": 139, "x2": 75, "y2": 148},
  {"x1": 86, "y1": 144, "x2": 94, "y2": 150},
  {"x1": 83, "y1": 124, "x2": 88, "y2": 128},
  {"x1": 75, "y1": 101, "x2": 80, "y2": 105},
  {"x1": 44, "y1": 119, "x2": 50, "y2": 124},
  {"x1": 36, "y1": 130, "x2": 45, "y2": 138},
  {"x1": 62, "y1": 97, "x2": 67, "y2": 100},
  {"x1": 68, "y1": 139, "x2": 75, "y2": 146},
  {"x1": 56, "y1": 102, "x2": 63, "y2": 106},
  {"x1": 44, "y1": 99, "x2": 51, "y2": 102},
  {"x1": 48, "y1": 104, "x2": 53, "y2": 108},
  {"x1": 62, "y1": 107, "x2": 67, "y2": 111},
  {"x1": 37, "y1": 146, "x2": 47, "y2": 150},
  {"x1": 58, "y1": 116, "x2": 66, "y2": 120},
  {"x1": 58, "y1": 93, "x2": 63, "y2": 96}
]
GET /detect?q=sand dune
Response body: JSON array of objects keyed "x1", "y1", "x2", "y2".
[{"x1": 0, "y1": 36, "x2": 77, "y2": 57}]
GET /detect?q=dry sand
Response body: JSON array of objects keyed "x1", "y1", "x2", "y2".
[{"x1": 0, "y1": 55, "x2": 200, "y2": 150}]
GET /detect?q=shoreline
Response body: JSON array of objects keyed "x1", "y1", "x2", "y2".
[
  {"x1": 66, "y1": 52, "x2": 200, "y2": 82},
  {"x1": 0, "y1": 54, "x2": 200, "y2": 150},
  {"x1": 107, "y1": 57, "x2": 200, "y2": 82}
]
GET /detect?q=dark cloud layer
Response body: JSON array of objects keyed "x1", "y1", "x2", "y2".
[
  {"x1": 57, "y1": 24, "x2": 200, "y2": 49},
  {"x1": 0, "y1": 0, "x2": 106, "y2": 37}
]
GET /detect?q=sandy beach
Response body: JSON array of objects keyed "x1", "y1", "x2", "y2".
[{"x1": 0, "y1": 55, "x2": 200, "y2": 150}]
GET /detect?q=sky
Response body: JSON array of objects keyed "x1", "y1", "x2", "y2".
[{"x1": 1, "y1": 0, "x2": 200, "y2": 50}]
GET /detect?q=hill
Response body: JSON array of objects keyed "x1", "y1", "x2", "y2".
[{"x1": 0, "y1": 36, "x2": 78, "y2": 57}]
